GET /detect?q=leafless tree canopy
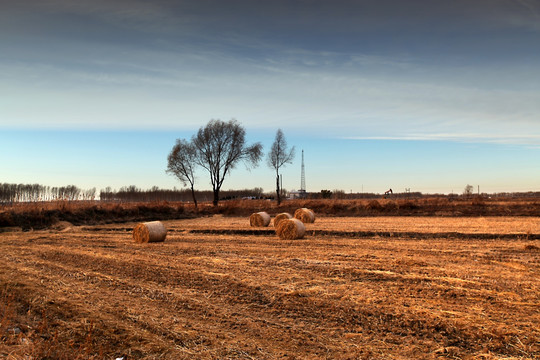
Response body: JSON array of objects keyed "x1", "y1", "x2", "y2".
[
  {"x1": 192, "y1": 119, "x2": 263, "y2": 206},
  {"x1": 267, "y1": 129, "x2": 295, "y2": 205},
  {"x1": 166, "y1": 139, "x2": 198, "y2": 208},
  {"x1": 166, "y1": 139, "x2": 197, "y2": 187}
]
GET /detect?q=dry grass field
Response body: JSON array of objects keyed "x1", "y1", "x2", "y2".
[
  {"x1": 1, "y1": 215, "x2": 539, "y2": 359},
  {"x1": 171, "y1": 215, "x2": 540, "y2": 234}
]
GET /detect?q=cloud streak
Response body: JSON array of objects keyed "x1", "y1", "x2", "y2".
[
  {"x1": 2, "y1": 1, "x2": 540, "y2": 194},
  {"x1": 345, "y1": 133, "x2": 540, "y2": 146},
  {"x1": 1, "y1": 0, "x2": 539, "y2": 145}
]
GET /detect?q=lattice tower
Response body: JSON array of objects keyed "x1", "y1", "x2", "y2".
[{"x1": 300, "y1": 150, "x2": 306, "y2": 192}]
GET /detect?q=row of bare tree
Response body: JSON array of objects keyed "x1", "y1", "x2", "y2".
[
  {"x1": 0, "y1": 182, "x2": 272, "y2": 204},
  {"x1": 0, "y1": 183, "x2": 96, "y2": 203}
]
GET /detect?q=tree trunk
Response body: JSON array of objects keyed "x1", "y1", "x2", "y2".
[
  {"x1": 190, "y1": 184, "x2": 198, "y2": 210},
  {"x1": 276, "y1": 174, "x2": 281, "y2": 205},
  {"x1": 213, "y1": 189, "x2": 219, "y2": 206}
]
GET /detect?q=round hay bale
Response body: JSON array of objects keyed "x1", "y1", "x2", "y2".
[
  {"x1": 133, "y1": 221, "x2": 167, "y2": 243},
  {"x1": 276, "y1": 218, "x2": 306, "y2": 240},
  {"x1": 273, "y1": 212, "x2": 292, "y2": 227},
  {"x1": 294, "y1": 208, "x2": 315, "y2": 223},
  {"x1": 249, "y1": 212, "x2": 271, "y2": 227}
]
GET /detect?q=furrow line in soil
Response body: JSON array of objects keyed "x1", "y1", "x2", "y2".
[
  {"x1": 0, "y1": 251, "x2": 370, "y2": 358},
  {"x1": 2, "y1": 243, "x2": 538, "y2": 358}
]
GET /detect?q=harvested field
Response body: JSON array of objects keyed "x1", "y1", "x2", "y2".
[
  {"x1": 3, "y1": 197, "x2": 540, "y2": 231},
  {"x1": 167, "y1": 215, "x2": 540, "y2": 235},
  {"x1": 1, "y1": 216, "x2": 539, "y2": 359}
]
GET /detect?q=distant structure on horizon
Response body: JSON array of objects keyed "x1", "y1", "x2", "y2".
[
  {"x1": 290, "y1": 149, "x2": 307, "y2": 199},
  {"x1": 300, "y1": 149, "x2": 306, "y2": 193}
]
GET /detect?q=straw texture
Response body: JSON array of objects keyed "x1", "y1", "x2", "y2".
[
  {"x1": 250, "y1": 212, "x2": 271, "y2": 227},
  {"x1": 133, "y1": 221, "x2": 167, "y2": 243},
  {"x1": 273, "y1": 212, "x2": 292, "y2": 227},
  {"x1": 276, "y1": 218, "x2": 306, "y2": 240},
  {"x1": 294, "y1": 208, "x2": 315, "y2": 223}
]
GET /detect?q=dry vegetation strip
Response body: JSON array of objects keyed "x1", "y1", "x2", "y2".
[
  {"x1": 1, "y1": 217, "x2": 539, "y2": 359},
  {"x1": 166, "y1": 216, "x2": 540, "y2": 235}
]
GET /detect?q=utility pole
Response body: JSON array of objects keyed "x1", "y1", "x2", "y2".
[{"x1": 300, "y1": 150, "x2": 306, "y2": 192}]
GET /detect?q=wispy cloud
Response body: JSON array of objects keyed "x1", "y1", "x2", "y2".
[
  {"x1": 345, "y1": 133, "x2": 540, "y2": 146},
  {"x1": 1, "y1": 0, "x2": 540, "y2": 140},
  {"x1": 508, "y1": 0, "x2": 540, "y2": 31},
  {"x1": 22, "y1": 0, "x2": 174, "y2": 26}
]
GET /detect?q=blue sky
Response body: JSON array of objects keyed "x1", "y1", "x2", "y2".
[{"x1": 1, "y1": 0, "x2": 539, "y2": 194}]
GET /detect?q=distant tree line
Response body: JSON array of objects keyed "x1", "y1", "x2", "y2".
[
  {"x1": 313, "y1": 190, "x2": 540, "y2": 200},
  {"x1": 3, "y1": 182, "x2": 540, "y2": 205},
  {"x1": 0, "y1": 183, "x2": 273, "y2": 204},
  {"x1": 99, "y1": 186, "x2": 268, "y2": 203},
  {"x1": 0, "y1": 183, "x2": 96, "y2": 204}
]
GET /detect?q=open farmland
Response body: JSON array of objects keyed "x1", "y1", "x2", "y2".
[
  {"x1": 1, "y1": 216, "x2": 539, "y2": 359},
  {"x1": 169, "y1": 215, "x2": 540, "y2": 235}
]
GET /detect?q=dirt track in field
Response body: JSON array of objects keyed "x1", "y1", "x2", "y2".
[{"x1": 1, "y1": 216, "x2": 539, "y2": 359}]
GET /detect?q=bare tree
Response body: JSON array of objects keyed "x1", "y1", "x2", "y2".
[
  {"x1": 267, "y1": 129, "x2": 295, "y2": 205},
  {"x1": 463, "y1": 184, "x2": 474, "y2": 197},
  {"x1": 192, "y1": 119, "x2": 263, "y2": 206},
  {"x1": 167, "y1": 139, "x2": 198, "y2": 209}
]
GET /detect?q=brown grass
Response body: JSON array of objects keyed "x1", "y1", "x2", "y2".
[
  {"x1": 3, "y1": 198, "x2": 540, "y2": 231},
  {"x1": 169, "y1": 215, "x2": 540, "y2": 235},
  {"x1": 1, "y1": 216, "x2": 539, "y2": 359}
]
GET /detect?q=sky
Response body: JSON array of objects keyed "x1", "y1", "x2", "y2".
[{"x1": 1, "y1": 0, "x2": 539, "y2": 195}]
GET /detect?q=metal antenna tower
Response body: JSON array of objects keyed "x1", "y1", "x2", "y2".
[{"x1": 300, "y1": 150, "x2": 306, "y2": 192}]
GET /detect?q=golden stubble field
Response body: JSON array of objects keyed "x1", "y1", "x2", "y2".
[{"x1": 1, "y1": 216, "x2": 539, "y2": 359}]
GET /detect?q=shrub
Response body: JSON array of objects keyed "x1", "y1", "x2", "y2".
[
  {"x1": 366, "y1": 200, "x2": 382, "y2": 210},
  {"x1": 0, "y1": 211, "x2": 15, "y2": 227},
  {"x1": 398, "y1": 201, "x2": 419, "y2": 210},
  {"x1": 383, "y1": 201, "x2": 398, "y2": 211},
  {"x1": 472, "y1": 196, "x2": 486, "y2": 206}
]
